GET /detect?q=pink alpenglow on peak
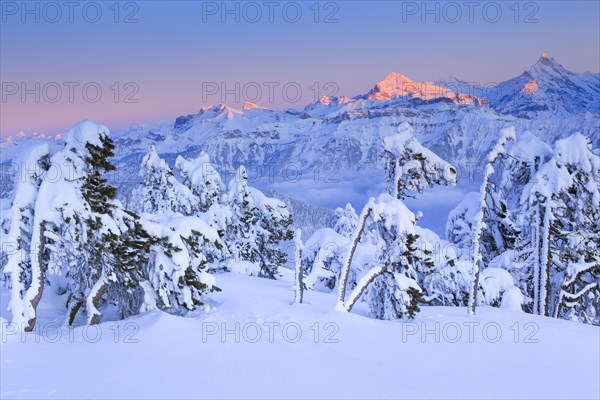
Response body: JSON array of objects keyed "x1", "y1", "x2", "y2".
[
  {"x1": 1, "y1": 131, "x2": 64, "y2": 145},
  {"x1": 198, "y1": 103, "x2": 243, "y2": 119},
  {"x1": 367, "y1": 72, "x2": 479, "y2": 104},
  {"x1": 242, "y1": 101, "x2": 264, "y2": 110},
  {"x1": 319, "y1": 96, "x2": 331, "y2": 105},
  {"x1": 318, "y1": 96, "x2": 351, "y2": 106},
  {"x1": 522, "y1": 80, "x2": 539, "y2": 94}
]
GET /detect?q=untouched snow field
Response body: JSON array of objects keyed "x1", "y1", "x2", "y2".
[{"x1": 1, "y1": 271, "x2": 599, "y2": 400}]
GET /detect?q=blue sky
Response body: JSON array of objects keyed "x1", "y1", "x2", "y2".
[{"x1": 1, "y1": 0, "x2": 599, "y2": 136}]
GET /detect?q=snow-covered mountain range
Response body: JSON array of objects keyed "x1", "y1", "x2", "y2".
[
  {"x1": 2, "y1": 54, "x2": 599, "y2": 222},
  {"x1": 437, "y1": 54, "x2": 600, "y2": 116}
]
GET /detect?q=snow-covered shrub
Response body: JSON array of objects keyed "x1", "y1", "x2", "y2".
[
  {"x1": 501, "y1": 287, "x2": 525, "y2": 311},
  {"x1": 477, "y1": 268, "x2": 520, "y2": 308},
  {"x1": 303, "y1": 228, "x2": 349, "y2": 291}
]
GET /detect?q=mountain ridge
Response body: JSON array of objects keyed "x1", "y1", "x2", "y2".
[{"x1": 2, "y1": 54, "x2": 598, "y2": 214}]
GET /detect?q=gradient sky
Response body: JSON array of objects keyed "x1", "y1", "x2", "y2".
[{"x1": 1, "y1": 0, "x2": 599, "y2": 137}]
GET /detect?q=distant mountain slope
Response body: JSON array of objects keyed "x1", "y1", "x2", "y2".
[
  {"x1": 2, "y1": 54, "x2": 598, "y2": 217},
  {"x1": 492, "y1": 54, "x2": 600, "y2": 116},
  {"x1": 435, "y1": 54, "x2": 600, "y2": 117}
]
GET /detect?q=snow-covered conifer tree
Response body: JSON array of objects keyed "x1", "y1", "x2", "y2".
[
  {"x1": 120, "y1": 145, "x2": 224, "y2": 315},
  {"x1": 56, "y1": 122, "x2": 155, "y2": 325},
  {"x1": 131, "y1": 145, "x2": 198, "y2": 215},
  {"x1": 336, "y1": 122, "x2": 456, "y2": 318},
  {"x1": 1, "y1": 121, "x2": 223, "y2": 328},
  {"x1": 521, "y1": 133, "x2": 600, "y2": 323},
  {"x1": 0, "y1": 143, "x2": 50, "y2": 331},
  {"x1": 467, "y1": 127, "x2": 515, "y2": 315},
  {"x1": 138, "y1": 216, "x2": 221, "y2": 313},
  {"x1": 226, "y1": 166, "x2": 260, "y2": 269},
  {"x1": 339, "y1": 194, "x2": 426, "y2": 319},
  {"x1": 493, "y1": 132, "x2": 553, "y2": 314},
  {"x1": 333, "y1": 203, "x2": 358, "y2": 238},
  {"x1": 383, "y1": 121, "x2": 457, "y2": 199},
  {"x1": 447, "y1": 131, "x2": 552, "y2": 313},
  {"x1": 415, "y1": 227, "x2": 471, "y2": 306},
  {"x1": 176, "y1": 152, "x2": 224, "y2": 212},
  {"x1": 249, "y1": 186, "x2": 293, "y2": 278},
  {"x1": 225, "y1": 166, "x2": 293, "y2": 278}
]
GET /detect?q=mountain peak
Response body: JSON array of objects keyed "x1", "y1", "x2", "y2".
[
  {"x1": 492, "y1": 53, "x2": 599, "y2": 115},
  {"x1": 381, "y1": 72, "x2": 414, "y2": 84},
  {"x1": 536, "y1": 53, "x2": 557, "y2": 65},
  {"x1": 196, "y1": 103, "x2": 243, "y2": 120},
  {"x1": 364, "y1": 72, "x2": 478, "y2": 104},
  {"x1": 529, "y1": 53, "x2": 566, "y2": 76},
  {"x1": 242, "y1": 101, "x2": 264, "y2": 110},
  {"x1": 365, "y1": 72, "x2": 421, "y2": 100}
]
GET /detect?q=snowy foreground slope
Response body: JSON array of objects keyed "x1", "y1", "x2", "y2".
[{"x1": 2, "y1": 272, "x2": 599, "y2": 400}]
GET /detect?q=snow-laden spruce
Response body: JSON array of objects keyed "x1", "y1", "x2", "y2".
[
  {"x1": 447, "y1": 130, "x2": 600, "y2": 324},
  {"x1": 522, "y1": 133, "x2": 600, "y2": 323},
  {"x1": 382, "y1": 121, "x2": 457, "y2": 199},
  {"x1": 131, "y1": 145, "x2": 198, "y2": 215},
  {"x1": 131, "y1": 145, "x2": 294, "y2": 282},
  {"x1": 352, "y1": 194, "x2": 425, "y2": 319},
  {"x1": 414, "y1": 226, "x2": 471, "y2": 306},
  {"x1": 333, "y1": 122, "x2": 457, "y2": 319},
  {"x1": 176, "y1": 151, "x2": 224, "y2": 212},
  {"x1": 136, "y1": 214, "x2": 222, "y2": 313},
  {"x1": 225, "y1": 166, "x2": 293, "y2": 278},
  {"x1": 0, "y1": 121, "x2": 222, "y2": 329},
  {"x1": 1, "y1": 121, "x2": 143, "y2": 327},
  {"x1": 130, "y1": 145, "x2": 225, "y2": 313},
  {"x1": 1, "y1": 142, "x2": 50, "y2": 330},
  {"x1": 467, "y1": 127, "x2": 516, "y2": 315},
  {"x1": 333, "y1": 203, "x2": 359, "y2": 238}
]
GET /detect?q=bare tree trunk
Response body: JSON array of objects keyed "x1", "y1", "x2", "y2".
[
  {"x1": 87, "y1": 277, "x2": 108, "y2": 325},
  {"x1": 24, "y1": 221, "x2": 46, "y2": 332},
  {"x1": 336, "y1": 201, "x2": 373, "y2": 309},
  {"x1": 294, "y1": 229, "x2": 304, "y2": 304},
  {"x1": 469, "y1": 259, "x2": 482, "y2": 315},
  {"x1": 67, "y1": 298, "x2": 84, "y2": 326},
  {"x1": 467, "y1": 130, "x2": 514, "y2": 316},
  {"x1": 532, "y1": 202, "x2": 541, "y2": 314},
  {"x1": 539, "y1": 200, "x2": 551, "y2": 317},
  {"x1": 344, "y1": 266, "x2": 388, "y2": 313},
  {"x1": 467, "y1": 171, "x2": 490, "y2": 316}
]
